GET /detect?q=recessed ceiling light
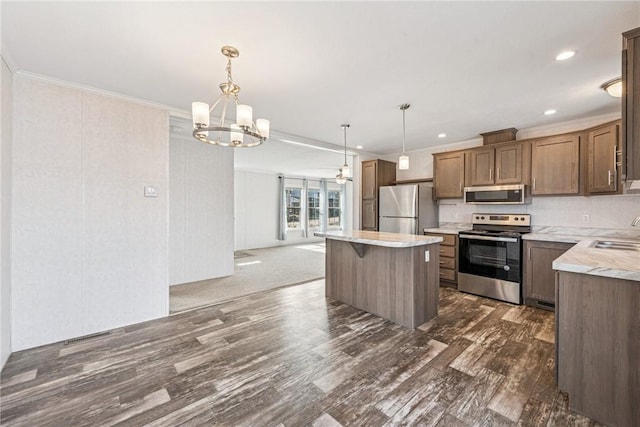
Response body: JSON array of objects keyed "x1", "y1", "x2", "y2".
[
  {"x1": 356, "y1": 145, "x2": 363, "y2": 149},
  {"x1": 555, "y1": 50, "x2": 576, "y2": 61},
  {"x1": 437, "y1": 133, "x2": 446, "y2": 138},
  {"x1": 544, "y1": 109, "x2": 557, "y2": 115}
]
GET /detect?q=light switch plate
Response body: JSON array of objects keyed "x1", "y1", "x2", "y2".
[
  {"x1": 144, "y1": 186, "x2": 158, "y2": 198},
  {"x1": 424, "y1": 250, "x2": 430, "y2": 262}
]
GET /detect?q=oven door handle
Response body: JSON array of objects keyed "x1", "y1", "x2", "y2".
[{"x1": 459, "y1": 234, "x2": 518, "y2": 243}]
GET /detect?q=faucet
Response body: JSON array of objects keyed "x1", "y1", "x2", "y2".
[{"x1": 633, "y1": 216, "x2": 640, "y2": 226}]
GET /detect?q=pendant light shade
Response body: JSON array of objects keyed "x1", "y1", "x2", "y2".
[
  {"x1": 398, "y1": 104, "x2": 410, "y2": 170},
  {"x1": 336, "y1": 124, "x2": 351, "y2": 184}
]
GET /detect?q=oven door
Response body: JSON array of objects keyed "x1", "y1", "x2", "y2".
[{"x1": 458, "y1": 234, "x2": 521, "y2": 283}]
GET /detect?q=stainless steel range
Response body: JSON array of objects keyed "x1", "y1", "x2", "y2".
[{"x1": 458, "y1": 213, "x2": 531, "y2": 304}]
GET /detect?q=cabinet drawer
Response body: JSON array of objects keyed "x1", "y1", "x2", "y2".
[
  {"x1": 439, "y1": 257, "x2": 456, "y2": 269},
  {"x1": 440, "y1": 268, "x2": 456, "y2": 281},
  {"x1": 439, "y1": 245, "x2": 456, "y2": 258},
  {"x1": 439, "y1": 234, "x2": 456, "y2": 246}
]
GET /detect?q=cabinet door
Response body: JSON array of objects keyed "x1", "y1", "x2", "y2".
[
  {"x1": 623, "y1": 28, "x2": 640, "y2": 180},
  {"x1": 433, "y1": 152, "x2": 465, "y2": 198},
  {"x1": 531, "y1": 134, "x2": 580, "y2": 195},
  {"x1": 495, "y1": 143, "x2": 522, "y2": 184},
  {"x1": 467, "y1": 148, "x2": 495, "y2": 186},
  {"x1": 362, "y1": 199, "x2": 377, "y2": 230},
  {"x1": 587, "y1": 123, "x2": 619, "y2": 194},
  {"x1": 524, "y1": 241, "x2": 574, "y2": 305},
  {"x1": 362, "y1": 161, "x2": 377, "y2": 200}
]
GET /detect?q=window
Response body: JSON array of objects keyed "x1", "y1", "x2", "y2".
[
  {"x1": 327, "y1": 190, "x2": 341, "y2": 228},
  {"x1": 307, "y1": 188, "x2": 321, "y2": 229},
  {"x1": 286, "y1": 187, "x2": 302, "y2": 229}
]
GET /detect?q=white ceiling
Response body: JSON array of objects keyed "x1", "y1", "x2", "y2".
[{"x1": 2, "y1": 1, "x2": 639, "y2": 177}]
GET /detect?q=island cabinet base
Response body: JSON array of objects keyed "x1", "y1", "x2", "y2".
[
  {"x1": 556, "y1": 271, "x2": 640, "y2": 427},
  {"x1": 325, "y1": 239, "x2": 440, "y2": 329}
]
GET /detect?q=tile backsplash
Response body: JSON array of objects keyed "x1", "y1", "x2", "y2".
[{"x1": 438, "y1": 193, "x2": 640, "y2": 230}]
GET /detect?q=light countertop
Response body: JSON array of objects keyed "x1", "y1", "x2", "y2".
[
  {"x1": 315, "y1": 230, "x2": 442, "y2": 248},
  {"x1": 552, "y1": 238, "x2": 640, "y2": 282},
  {"x1": 423, "y1": 222, "x2": 472, "y2": 235}
]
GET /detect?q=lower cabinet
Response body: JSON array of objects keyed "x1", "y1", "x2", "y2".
[
  {"x1": 523, "y1": 240, "x2": 575, "y2": 310},
  {"x1": 426, "y1": 232, "x2": 458, "y2": 288}
]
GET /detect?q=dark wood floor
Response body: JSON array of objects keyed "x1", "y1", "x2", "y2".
[{"x1": 1, "y1": 280, "x2": 603, "y2": 426}]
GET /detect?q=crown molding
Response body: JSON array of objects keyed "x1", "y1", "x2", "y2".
[
  {"x1": 1, "y1": 43, "x2": 18, "y2": 73},
  {"x1": 14, "y1": 71, "x2": 191, "y2": 117}
]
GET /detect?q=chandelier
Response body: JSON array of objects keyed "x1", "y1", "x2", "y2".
[
  {"x1": 192, "y1": 46, "x2": 269, "y2": 147},
  {"x1": 398, "y1": 103, "x2": 410, "y2": 170},
  {"x1": 336, "y1": 124, "x2": 350, "y2": 184}
]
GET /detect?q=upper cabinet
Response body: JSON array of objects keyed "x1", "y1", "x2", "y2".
[
  {"x1": 361, "y1": 159, "x2": 396, "y2": 231},
  {"x1": 623, "y1": 27, "x2": 640, "y2": 180},
  {"x1": 587, "y1": 121, "x2": 621, "y2": 195},
  {"x1": 531, "y1": 134, "x2": 581, "y2": 196},
  {"x1": 433, "y1": 151, "x2": 465, "y2": 198},
  {"x1": 465, "y1": 143, "x2": 525, "y2": 186}
]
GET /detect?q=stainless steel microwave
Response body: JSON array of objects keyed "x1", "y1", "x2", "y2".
[{"x1": 464, "y1": 184, "x2": 530, "y2": 204}]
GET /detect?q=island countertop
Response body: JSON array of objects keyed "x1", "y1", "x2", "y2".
[{"x1": 315, "y1": 230, "x2": 443, "y2": 247}]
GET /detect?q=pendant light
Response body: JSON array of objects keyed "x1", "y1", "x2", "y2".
[
  {"x1": 336, "y1": 124, "x2": 350, "y2": 184},
  {"x1": 398, "y1": 104, "x2": 410, "y2": 170}
]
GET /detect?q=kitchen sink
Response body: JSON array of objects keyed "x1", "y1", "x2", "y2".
[{"x1": 592, "y1": 240, "x2": 640, "y2": 251}]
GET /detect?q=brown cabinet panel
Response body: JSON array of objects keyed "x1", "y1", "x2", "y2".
[
  {"x1": 362, "y1": 199, "x2": 377, "y2": 230},
  {"x1": 531, "y1": 134, "x2": 580, "y2": 195},
  {"x1": 495, "y1": 143, "x2": 523, "y2": 184},
  {"x1": 587, "y1": 122, "x2": 620, "y2": 194},
  {"x1": 360, "y1": 159, "x2": 396, "y2": 231},
  {"x1": 623, "y1": 27, "x2": 640, "y2": 180},
  {"x1": 433, "y1": 152, "x2": 465, "y2": 198},
  {"x1": 362, "y1": 161, "x2": 377, "y2": 199},
  {"x1": 523, "y1": 240, "x2": 574, "y2": 308},
  {"x1": 467, "y1": 148, "x2": 495, "y2": 186},
  {"x1": 427, "y1": 232, "x2": 459, "y2": 288}
]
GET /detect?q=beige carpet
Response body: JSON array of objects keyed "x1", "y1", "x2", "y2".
[{"x1": 169, "y1": 243, "x2": 326, "y2": 313}]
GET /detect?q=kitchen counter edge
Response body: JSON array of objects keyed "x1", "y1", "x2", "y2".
[{"x1": 315, "y1": 231, "x2": 443, "y2": 248}]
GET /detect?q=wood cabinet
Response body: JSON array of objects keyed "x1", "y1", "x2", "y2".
[
  {"x1": 425, "y1": 232, "x2": 458, "y2": 287},
  {"x1": 433, "y1": 151, "x2": 465, "y2": 198},
  {"x1": 623, "y1": 27, "x2": 640, "y2": 180},
  {"x1": 587, "y1": 121, "x2": 621, "y2": 194},
  {"x1": 523, "y1": 240, "x2": 574, "y2": 310},
  {"x1": 360, "y1": 159, "x2": 396, "y2": 231},
  {"x1": 556, "y1": 271, "x2": 640, "y2": 427},
  {"x1": 466, "y1": 143, "x2": 525, "y2": 186},
  {"x1": 530, "y1": 133, "x2": 581, "y2": 195}
]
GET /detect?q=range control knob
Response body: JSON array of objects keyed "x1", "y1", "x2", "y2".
[
  {"x1": 481, "y1": 216, "x2": 485, "y2": 220},
  {"x1": 521, "y1": 217, "x2": 526, "y2": 221},
  {"x1": 514, "y1": 217, "x2": 519, "y2": 221}
]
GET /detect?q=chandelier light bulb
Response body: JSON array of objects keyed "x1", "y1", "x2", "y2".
[
  {"x1": 236, "y1": 104, "x2": 253, "y2": 128},
  {"x1": 341, "y1": 164, "x2": 351, "y2": 178}
]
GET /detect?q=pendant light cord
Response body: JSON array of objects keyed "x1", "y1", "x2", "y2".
[{"x1": 402, "y1": 108, "x2": 406, "y2": 154}]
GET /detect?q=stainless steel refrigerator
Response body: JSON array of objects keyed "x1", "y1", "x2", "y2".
[{"x1": 378, "y1": 184, "x2": 438, "y2": 234}]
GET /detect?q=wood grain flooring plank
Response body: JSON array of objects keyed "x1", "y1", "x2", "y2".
[{"x1": 0, "y1": 280, "x2": 604, "y2": 427}]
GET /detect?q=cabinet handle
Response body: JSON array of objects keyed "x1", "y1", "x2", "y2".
[
  {"x1": 533, "y1": 178, "x2": 536, "y2": 190},
  {"x1": 613, "y1": 145, "x2": 617, "y2": 175},
  {"x1": 608, "y1": 170, "x2": 612, "y2": 186},
  {"x1": 459, "y1": 182, "x2": 462, "y2": 192},
  {"x1": 489, "y1": 168, "x2": 492, "y2": 181},
  {"x1": 528, "y1": 247, "x2": 531, "y2": 260},
  {"x1": 497, "y1": 168, "x2": 500, "y2": 179}
]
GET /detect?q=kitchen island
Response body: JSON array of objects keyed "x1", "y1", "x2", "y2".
[{"x1": 315, "y1": 230, "x2": 442, "y2": 329}]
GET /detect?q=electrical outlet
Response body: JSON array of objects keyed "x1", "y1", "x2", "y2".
[
  {"x1": 582, "y1": 214, "x2": 590, "y2": 223},
  {"x1": 424, "y1": 251, "x2": 430, "y2": 262}
]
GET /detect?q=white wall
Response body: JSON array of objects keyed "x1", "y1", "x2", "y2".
[
  {"x1": 235, "y1": 170, "x2": 346, "y2": 251},
  {"x1": 1, "y1": 57, "x2": 13, "y2": 368},
  {"x1": 169, "y1": 135, "x2": 234, "y2": 285},
  {"x1": 11, "y1": 77, "x2": 169, "y2": 350}
]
